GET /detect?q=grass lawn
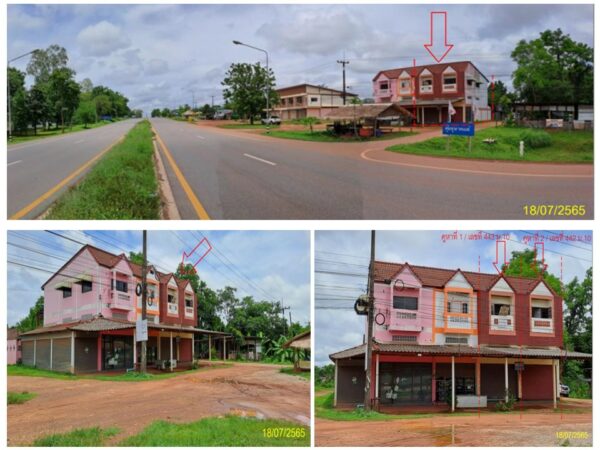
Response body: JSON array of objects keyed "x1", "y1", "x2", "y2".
[
  {"x1": 386, "y1": 127, "x2": 593, "y2": 163},
  {"x1": 8, "y1": 120, "x2": 118, "y2": 145},
  {"x1": 280, "y1": 367, "x2": 310, "y2": 380},
  {"x1": 32, "y1": 427, "x2": 120, "y2": 447},
  {"x1": 119, "y1": 416, "x2": 310, "y2": 446},
  {"x1": 266, "y1": 129, "x2": 416, "y2": 143},
  {"x1": 7, "y1": 364, "x2": 228, "y2": 382},
  {"x1": 7, "y1": 391, "x2": 36, "y2": 404},
  {"x1": 45, "y1": 119, "x2": 160, "y2": 219}
]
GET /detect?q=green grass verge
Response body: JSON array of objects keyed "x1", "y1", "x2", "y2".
[
  {"x1": 280, "y1": 367, "x2": 310, "y2": 380},
  {"x1": 45, "y1": 119, "x2": 160, "y2": 219},
  {"x1": 386, "y1": 127, "x2": 593, "y2": 163},
  {"x1": 266, "y1": 130, "x2": 416, "y2": 142},
  {"x1": 7, "y1": 120, "x2": 119, "y2": 145},
  {"x1": 118, "y1": 416, "x2": 310, "y2": 446},
  {"x1": 7, "y1": 391, "x2": 36, "y2": 404},
  {"x1": 32, "y1": 427, "x2": 120, "y2": 446},
  {"x1": 7, "y1": 364, "x2": 229, "y2": 382}
]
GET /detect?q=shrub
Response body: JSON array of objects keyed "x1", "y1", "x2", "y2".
[
  {"x1": 495, "y1": 389, "x2": 516, "y2": 412},
  {"x1": 519, "y1": 129, "x2": 552, "y2": 149}
]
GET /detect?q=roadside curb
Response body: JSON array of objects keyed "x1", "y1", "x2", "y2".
[{"x1": 152, "y1": 137, "x2": 181, "y2": 220}]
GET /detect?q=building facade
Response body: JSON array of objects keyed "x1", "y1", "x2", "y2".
[
  {"x1": 7, "y1": 328, "x2": 20, "y2": 365},
  {"x1": 372, "y1": 61, "x2": 491, "y2": 124},
  {"x1": 273, "y1": 84, "x2": 358, "y2": 120},
  {"x1": 332, "y1": 261, "x2": 590, "y2": 411},
  {"x1": 19, "y1": 245, "x2": 228, "y2": 373}
]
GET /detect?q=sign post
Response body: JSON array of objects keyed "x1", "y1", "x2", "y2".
[{"x1": 443, "y1": 122, "x2": 475, "y2": 152}]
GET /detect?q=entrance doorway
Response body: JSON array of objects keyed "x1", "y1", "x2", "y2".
[
  {"x1": 102, "y1": 335, "x2": 133, "y2": 370},
  {"x1": 379, "y1": 363, "x2": 432, "y2": 404}
]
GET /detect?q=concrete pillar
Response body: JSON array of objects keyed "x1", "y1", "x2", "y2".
[
  {"x1": 556, "y1": 360, "x2": 560, "y2": 399},
  {"x1": 97, "y1": 334, "x2": 102, "y2": 371},
  {"x1": 476, "y1": 358, "x2": 481, "y2": 396},
  {"x1": 208, "y1": 335, "x2": 212, "y2": 360},
  {"x1": 462, "y1": 106, "x2": 466, "y2": 122},
  {"x1": 71, "y1": 332, "x2": 76, "y2": 374},
  {"x1": 169, "y1": 332, "x2": 173, "y2": 372},
  {"x1": 223, "y1": 337, "x2": 227, "y2": 361},
  {"x1": 157, "y1": 336, "x2": 161, "y2": 360},
  {"x1": 517, "y1": 369, "x2": 522, "y2": 400},
  {"x1": 438, "y1": 107, "x2": 442, "y2": 123},
  {"x1": 334, "y1": 360, "x2": 338, "y2": 407},
  {"x1": 133, "y1": 334, "x2": 137, "y2": 369},
  {"x1": 504, "y1": 358, "x2": 509, "y2": 401},
  {"x1": 33, "y1": 339, "x2": 37, "y2": 367},
  {"x1": 432, "y1": 360, "x2": 437, "y2": 403},
  {"x1": 375, "y1": 354, "x2": 380, "y2": 401},
  {"x1": 421, "y1": 106, "x2": 425, "y2": 126},
  {"x1": 50, "y1": 338, "x2": 54, "y2": 370},
  {"x1": 552, "y1": 360, "x2": 557, "y2": 408},
  {"x1": 451, "y1": 355, "x2": 455, "y2": 412}
]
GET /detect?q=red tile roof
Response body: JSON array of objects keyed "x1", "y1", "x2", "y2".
[
  {"x1": 373, "y1": 60, "x2": 488, "y2": 82},
  {"x1": 374, "y1": 261, "x2": 554, "y2": 296}
]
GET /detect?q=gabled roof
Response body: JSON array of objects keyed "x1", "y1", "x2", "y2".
[
  {"x1": 374, "y1": 261, "x2": 557, "y2": 296},
  {"x1": 373, "y1": 60, "x2": 489, "y2": 83},
  {"x1": 324, "y1": 103, "x2": 413, "y2": 121},
  {"x1": 275, "y1": 83, "x2": 358, "y2": 97}
]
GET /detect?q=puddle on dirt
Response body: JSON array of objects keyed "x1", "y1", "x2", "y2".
[
  {"x1": 228, "y1": 408, "x2": 265, "y2": 420},
  {"x1": 396, "y1": 423, "x2": 462, "y2": 446}
]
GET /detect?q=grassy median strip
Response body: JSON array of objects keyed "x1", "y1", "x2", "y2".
[
  {"x1": 7, "y1": 391, "x2": 36, "y2": 405},
  {"x1": 32, "y1": 427, "x2": 120, "y2": 446},
  {"x1": 386, "y1": 127, "x2": 593, "y2": 163},
  {"x1": 118, "y1": 416, "x2": 310, "y2": 447},
  {"x1": 45, "y1": 119, "x2": 159, "y2": 219}
]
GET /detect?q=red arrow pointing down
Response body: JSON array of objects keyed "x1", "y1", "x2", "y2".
[
  {"x1": 533, "y1": 242, "x2": 548, "y2": 273},
  {"x1": 424, "y1": 11, "x2": 454, "y2": 63},
  {"x1": 493, "y1": 240, "x2": 507, "y2": 274},
  {"x1": 181, "y1": 237, "x2": 213, "y2": 268}
]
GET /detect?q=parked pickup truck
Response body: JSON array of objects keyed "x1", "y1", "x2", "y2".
[{"x1": 261, "y1": 115, "x2": 281, "y2": 125}]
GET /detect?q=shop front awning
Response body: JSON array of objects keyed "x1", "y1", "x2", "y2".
[
  {"x1": 330, "y1": 342, "x2": 592, "y2": 361},
  {"x1": 54, "y1": 280, "x2": 73, "y2": 290}
]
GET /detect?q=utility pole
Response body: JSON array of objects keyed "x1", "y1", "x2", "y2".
[
  {"x1": 280, "y1": 300, "x2": 291, "y2": 334},
  {"x1": 211, "y1": 95, "x2": 215, "y2": 108},
  {"x1": 364, "y1": 230, "x2": 376, "y2": 410},
  {"x1": 337, "y1": 57, "x2": 350, "y2": 105},
  {"x1": 140, "y1": 230, "x2": 148, "y2": 373}
]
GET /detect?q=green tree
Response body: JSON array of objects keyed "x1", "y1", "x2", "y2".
[
  {"x1": 8, "y1": 67, "x2": 26, "y2": 134},
  {"x1": 501, "y1": 248, "x2": 562, "y2": 296},
  {"x1": 511, "y1": 29, "x2": 593, "y2": 119},
  {"x1": 93, "y1": 94, "x2": 112, "y2": 117},
  {"x1": 79, "y1": 78, "x2": 94, "y2": 96},
  {"x1": 161, "y1": 107, "x2": 171, "y2": 118},
  {"x1": 151, "y1": 108, "x2": 162, "y2": 118},
  {"x1": 27, "y1": 84, "x2": 49, "y2": 135},
  {"x1": 47, "y1": 67, "x2": 81, "y2": 132},
  {"x1": 26, "y1": 45, "x2": 68, "y2": 85},
  {"x1": 197, "y1": 281, "x2": 225, "y2": 331},
  {"x1": 15, "y1": 296, "x2": 44, "y2": 332},
  {"x1": 301, "y1": 116, "x2": 318, "y2": 134},
  {"x1": 222, "y1": 62, "x2": 279, "y2": 124},
  {"x1": 563, "y1": 267, "x2": 592, "y2": 354},
  {"x1": 218, "y1": 286, "x2": 239, "y2": 324},
  {"x1": 74, "y1": 100, "x2": 97, "y2": 128},
  {"x1": 11, "y1": 90, "x2": 29, "y2": 134}
]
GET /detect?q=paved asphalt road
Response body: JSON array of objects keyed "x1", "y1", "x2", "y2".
[
  {"x1": 7, "y1": 119, "x2": 140, "y2": 219},
  {"x1": 151, "y1": 118, "x2": 593, "y2": 220}
]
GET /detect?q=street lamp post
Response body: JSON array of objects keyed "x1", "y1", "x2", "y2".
[
  {"x1": 7, "y1": 49, "x2": 39, "y2": 141},
  {"x1": 233, "y1": 40, "x2": 271, "y2": 133}
]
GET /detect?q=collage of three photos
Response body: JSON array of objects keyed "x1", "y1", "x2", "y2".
[{"x1": 4, "y1": 2, "x2": 595, "y2": 448}]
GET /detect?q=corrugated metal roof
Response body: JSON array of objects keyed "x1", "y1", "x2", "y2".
[
  {"x1": 324, "y1": 103, "x2": 413, "y2": 121},
  {"x1": 329, "y1": 342, "x2": 591, "y2": 360},
  {"x1": 70, "y1": 317, "x2": 135, "y2": 332}
]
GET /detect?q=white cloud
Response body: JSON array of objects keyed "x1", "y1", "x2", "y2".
[
  {"x1": 145, "y1": 58, "x2": 169, "y2": 76},
  {"x1": 77, "y1": 21, "x2": 131, "y2": 56}
]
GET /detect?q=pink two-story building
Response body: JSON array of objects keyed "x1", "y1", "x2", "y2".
[
  {"x1": 19, "y1": 245, "x2": 228, "y2": 373},
  {"x1": 332, "y1": 261, "x2": 591, "y2": 411}
]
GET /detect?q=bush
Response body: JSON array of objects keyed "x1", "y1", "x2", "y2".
[
  {"x1": 519, "y1": 129, "x2": 552, "y2": 149},
  {"x1": 495, "y1": 389, "x2": 516, "y2": 412}
]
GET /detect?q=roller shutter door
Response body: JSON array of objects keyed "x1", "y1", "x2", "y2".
[
  {"x1": 21, "y1": 341, "x2": 35, "y2": 366},
  {"x1": 36, "y1": 339, "x2": 51, "y2": 370},
  {"x1": 52, "y1": 338, "x2": 71, "y2": 372}
]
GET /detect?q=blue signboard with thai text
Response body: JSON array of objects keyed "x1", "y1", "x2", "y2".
[{"x1": 443, "y1": 122, "x2": 475, "y2": 137}]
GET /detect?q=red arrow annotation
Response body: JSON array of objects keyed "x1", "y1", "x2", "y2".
[
  {"x1": 492, "y1": 240, "x2": 507, "y2": 274},
  {"x1": 533, "y1": 242, "x2": 548, "y2": 273},
  {"x1": 181, "y1": 237, "x2": 213, "y2": 269},
  {"x1": 423, "y1": 11, "x2": 454, "y2": 63}
]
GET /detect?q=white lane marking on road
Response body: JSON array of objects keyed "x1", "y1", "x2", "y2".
[
  {"x1": 74, "y1": 139, "x2": 85, "y2": 144},
  {"x1": 243, "y1": 153, "x2": 277, "y2": 166},
  {"x1": 196, "y1": 135, "x2": 205, "y2": 140},
  {"x1": 8, "y1": 160, "x2": 22, "y2": 166}
]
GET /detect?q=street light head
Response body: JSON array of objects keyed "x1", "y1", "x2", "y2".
[{"x1": 233, "y1": 40, "x2": 242, "y2": 45}]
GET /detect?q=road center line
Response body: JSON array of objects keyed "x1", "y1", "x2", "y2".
[
  {"x1": 74, "y1": 139, "x2": 85, "y2": 144},
  {"x1": 7, "y1": 160, "x2": 22, "y2": 167},
  {"x1": 196, "y1": 135, "x2": 205, "y2": 140},
  {"x1": 243, "y1": 153, "x2": 277, "y2": 166}
]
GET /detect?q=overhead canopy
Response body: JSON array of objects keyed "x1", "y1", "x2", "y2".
[
  {"x1": 284, "y1": 330, "x2": 311, "y2": 350},
  {"x1": 54, "y1": 280, "x2": 73, "y2": 290},
  {"x1": 324, "y1": 103, "x2": 414, "y2": 121},
  {"x1": 183, "y1": 110, "x2": 198, "y2": 117},
  {"x1": 74, "y1": 273, "x2": 93, "y2": 283}
]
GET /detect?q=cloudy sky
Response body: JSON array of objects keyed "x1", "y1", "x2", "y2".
[
  {"x1": 315, "y1": 230, "x2": 593, "y2": 366},
  {"x1": 8, "y1": 4, "x2": 593, "y2": 113},
  {"x1": 7, "y1": 230, "x2": 310, "y2": 327}
]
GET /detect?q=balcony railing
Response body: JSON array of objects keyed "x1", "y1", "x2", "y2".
[
  {"x1": 491, "y1": 315, "x2": 514, "y2": 331},
  {"x1": 420, "y1": 84, "x2": 433, "y2": 93},
  {"x1": 446, "y1": 315, "x2": 471, "y2": 329},
  {"x1": 531, "y1": 317, "x2": 553, "y2": 333},
  {"x1": 167, "y1": 302, "x2": 178, "y2": 314},
  {"x1": 443, "y1": 83, "x2": 457, "y2": 92},
  {"x1": 110, "y1": 291, "x2": 133, "y2": 310},
  {"x1": 185, "y1": 306, "x2": 194, "y2": 316},
  {"x1": 388, "y1": 310, "x2": 420, "y2": 331}
]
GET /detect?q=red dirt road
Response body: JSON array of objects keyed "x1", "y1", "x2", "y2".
[
  {"x1": 316, "y1": 401, "x2": 592, "y2": 447},
  {"x1": 7, "y1": 363, "x2": 310, "y2": 446}
]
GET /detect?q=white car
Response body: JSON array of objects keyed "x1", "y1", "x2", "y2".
[{"x1": 261, "y1": 115, "x2": 281, "y2": 125}]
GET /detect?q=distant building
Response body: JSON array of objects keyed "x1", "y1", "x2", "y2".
[
  {"x1": 372, "y1": 61, "x2": 491, "y2": 124},
  {"x1": 273, "y1": 84, "x2": 358, "y2": 120},
  {"x1": 7, "y1": 328, "x2": 20, "y2": 365}
]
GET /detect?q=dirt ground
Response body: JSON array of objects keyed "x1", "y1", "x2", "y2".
[
  {"x1": 316, "y1": 399, "x2": 593, "y2": 447},
  {"x1": 7, "y1": 362, "x2": 310, "y2": 446}
]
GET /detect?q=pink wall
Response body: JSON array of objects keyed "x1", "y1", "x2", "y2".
[
  {"x1": 7, "y1": 339, "x2": 18, "y2": 364},
  {"x1": 373, "y1": 74, "x2": 399, "y2": 102},
  {"x1": 372, "y1": 267, "x2": 433, "y2": 344},
  {"x1": 44, "y1": 249, "x2": 136, "y2": 326}
]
